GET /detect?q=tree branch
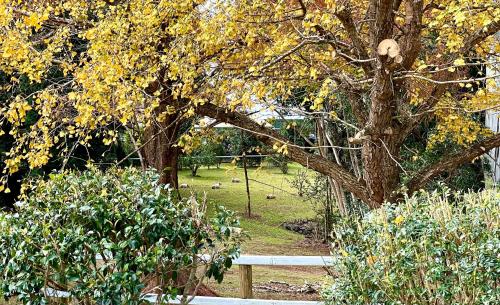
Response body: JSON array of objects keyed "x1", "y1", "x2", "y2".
[
  {"x1": 400, "y1": 20, "x2": 500, "y2": 140},
  {"x1": 296, "y1": 0, "x2": 307, "y2": 17},
  {"x1": 11, "y1": 8, "x2": 90, "y2": 28},
  {"x1": 370, "y1": 0, "x2": 395, "y2": 51},
  {"x1": 406, "y1": 133, "x2": 500, "y2": 195},
  {"x1": 399, "y1": 0, "x2": 424, "y2": 70},
  {"x1": 335, "y1": 3, "x2": 373, "y2": 74},
  {"x1": 460, "y1": 20, "x2": 500, "y2": 54},
  {"x1": 194, "y1": 102, "x2": 375, "y2": 207}
]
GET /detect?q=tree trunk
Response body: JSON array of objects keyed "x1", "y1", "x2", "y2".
[
  {"x1": 361, "y1": 137, "x2": 401, "y2": 207},
  {"x1": 140, "y1": 101, "x2": 220, "y2": 297},
  {"x1": 362, "y1": 24, "x2": 401, "y2": 207},
  {"x1": 191, "y1": 165, "x2": 199, "y2": 177},
  {"x1": 141, "y1": 101, "x2": 181, "y2": 189}
]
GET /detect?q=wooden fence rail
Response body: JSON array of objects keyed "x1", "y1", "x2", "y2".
[
  {"x1": 230, "y1": 255, "x2": 333, "y2": 266},
  {"x1": 202, "y1": 255, "x2": 332, "y2": 301},
  {"x1": 46, "y1": 255, "x2": 330, "y2": 305}
]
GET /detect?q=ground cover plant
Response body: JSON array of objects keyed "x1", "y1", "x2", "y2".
[
  {"x1": 0, "y1": 167, "x2": 242, "y2": 305},
  {"x1": 323, "y1": 189, "x2": 500, "y2": 305}
]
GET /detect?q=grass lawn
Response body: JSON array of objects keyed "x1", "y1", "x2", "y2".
[
  {"x1": 179, "y1": 163, "x2": 320, "y2": 255},
  {"x1": 179, "y1": 163, "x2": 330, "y2": 299}
]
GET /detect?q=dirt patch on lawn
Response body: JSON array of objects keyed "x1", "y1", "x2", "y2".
[
  {"x1": 255, "y1": 281, "x2": 321, "y2": 294},
  {"x1": 237, "y1": 212, "x2": 262, "y2": 220},
  {"x1": 294, "y1": 237, "x2": 330, "y2": 254}
]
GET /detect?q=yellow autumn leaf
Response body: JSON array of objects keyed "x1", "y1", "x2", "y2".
[
  {"x1": 394, "y1": 215, "x2": 405, "y2": 225},
  {"x1": 453, "y1": 58, "x2": 466, "y2": 66}
]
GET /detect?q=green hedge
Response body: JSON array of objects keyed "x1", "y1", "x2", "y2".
[
  {"x1": 323, "y1": 189, "x2": 499, "y2": 305},
  {"x1": 0, "y1": 167, "x2": 242, "y2": 305}
]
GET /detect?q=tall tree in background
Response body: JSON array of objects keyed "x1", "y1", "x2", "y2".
[
  {"x1": 0, "y1": 0, "x2": 499, "y2": 209},
  {"x1": 192, "y1": 0, "x2": 500, "y2": 208}
]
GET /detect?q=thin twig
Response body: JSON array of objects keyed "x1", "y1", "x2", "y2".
[{"x1": 380, "y1": 139, "x2": 407, "y2": 174}]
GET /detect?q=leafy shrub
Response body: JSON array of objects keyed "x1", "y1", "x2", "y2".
[
  {"x1": 0, "y1": 167, "x2": 243, "y2": 305},
  {"x1": 323, "y1": 189, "x2": 499, "y2": 305}
]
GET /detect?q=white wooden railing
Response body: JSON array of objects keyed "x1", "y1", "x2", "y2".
[
  {"x1": 46, "y1": 255, "x2": 331, "y2": 305},
  {"x1": 215, "y1": 255, "x2": 332, "y2": 302},
  {"x1": 230, "y1": 255, "x2": 333, "y2": 266},
  {"x1": 46, "y1": 289, "x2": 324, "y2": 305}
]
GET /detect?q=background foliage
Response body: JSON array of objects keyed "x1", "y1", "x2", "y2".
[{"x1": 180, "y1": 138, "x2": 219, "y2": 176}]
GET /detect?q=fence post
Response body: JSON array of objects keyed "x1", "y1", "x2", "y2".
[
  {"x1": 239, "y1": 264, "x2": 253, "y2": 299},
  {"x1": 242, "y1": 153, "x2": 251, "y2": 217}
]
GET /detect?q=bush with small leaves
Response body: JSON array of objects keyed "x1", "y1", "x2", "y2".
[
  {"x1": 323, "y1": 189, "x2": 499, "y2": 305},
  {"x1": 0, "y1": 167, "x2": 243, "y2": 305}
]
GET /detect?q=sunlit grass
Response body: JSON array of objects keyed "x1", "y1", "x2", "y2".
[
  {"x1": 179, "y1": 163, "x2": 317, "y2": 254},
  {"x1": 179, "y1": 163, "x2": 330, "y2": 298}
]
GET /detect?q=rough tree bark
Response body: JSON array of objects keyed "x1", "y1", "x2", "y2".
[
  {"x1": 141, "y1": 98, "x2": 221, "y2": 297},
  {"x1": 141, "y1": 100, "x2": 181, "y2": 189}
]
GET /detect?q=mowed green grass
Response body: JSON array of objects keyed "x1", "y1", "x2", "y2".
[
  {"x1": 179, "y1": 163, "x2": 317, "y2": 255},
  {"x1": 179, "y1": 163, "x2": 330, "y2": 299}
]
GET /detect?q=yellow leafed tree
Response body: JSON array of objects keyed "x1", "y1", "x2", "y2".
[{"x1": 0, "y1": 0, "x2": 500, "y2": 208}]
